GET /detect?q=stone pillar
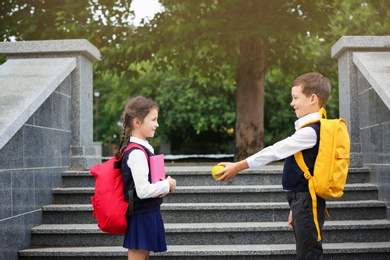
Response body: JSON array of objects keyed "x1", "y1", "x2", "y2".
[
  {"x1": 0, "y1": 39, "x2": 101, "y2": 169},
  {"x1": 331, "y1": 36, "x2": 390, "y2": 167}
]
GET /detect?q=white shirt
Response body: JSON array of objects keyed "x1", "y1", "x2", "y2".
[
  {"x1": 246, "y1": 112, "x2": 320, "y2": 168},
  {"x1": 127, "y1": 137, "x2": 170, "y2": 199}
]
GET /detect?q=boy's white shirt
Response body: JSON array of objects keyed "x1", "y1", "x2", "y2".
[
  {"x1": 126, "y1": 136, "x2": 170, "y2": 199},
  {"x1": 246, "y1": 112, "x2": 320, "y2": 168}
]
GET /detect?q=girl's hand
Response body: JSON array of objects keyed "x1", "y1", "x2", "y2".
[
  {"x1": 167, "y1": 176, "x2": 176, "y2": 193},
  {"x1": 157, "y1": 176, "x2": 176, "y2": 198}
]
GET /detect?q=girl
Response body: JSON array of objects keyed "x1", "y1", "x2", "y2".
[{"x1": 114, "y1": 96, "x2": 176, "y2": 260}]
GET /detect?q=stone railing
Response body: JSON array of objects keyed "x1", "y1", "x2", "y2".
[
  {"x1": 332, "y1": 36, "x2": 390, "y2": 217},
  {"x1": 0, "y1": 39, "x2": 101, "y2": 259}
]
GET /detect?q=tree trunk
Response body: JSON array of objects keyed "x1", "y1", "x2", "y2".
[{"x1": 235, "y1": 38, "x2": 266, "y2": 161}]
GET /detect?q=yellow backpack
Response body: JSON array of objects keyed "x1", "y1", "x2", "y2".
[{"x1": 294, "y1": 107, "x2": 350, "y2": 241}]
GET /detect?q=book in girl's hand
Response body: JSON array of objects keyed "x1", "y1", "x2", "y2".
[{"x1": 150, "y1": 154, "x2": 166, "y2": 183}]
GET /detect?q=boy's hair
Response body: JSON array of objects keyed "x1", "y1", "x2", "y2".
[
  {"x1": 114, "y1": 96, "x2": 159, "y2": 158},
  {"x1": 292, "y1": 72, "x2": 331, "y2": 108}
]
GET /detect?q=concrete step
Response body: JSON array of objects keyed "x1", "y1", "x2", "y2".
[
  {"x1": 52, "y1": 183, "x2": 379, "y2": 204},
  {"x1": 18, "y1": 242, "x2": 390, "y2": 260},
  {"x1": 19, "y1": 165, "x2": 390, "y2": 259},
  {"x1": 60, "y1": 166, "x2": 372, "y2": 188},
  {"x1": 41, "y1": 200, "x2": 387, "y2": 224},
  {"x1": 166, "y1": 166, "x2": 372, "y2": 186},
  {"x1": 160, "y1": 200, "x2": 388, "y2": 223},
  {"x1": 29, "y1": 220, "x2": 390, "y2": 247}
]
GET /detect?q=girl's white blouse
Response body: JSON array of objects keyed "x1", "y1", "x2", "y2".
[{"x1": 126, "y1": 137, "x2": 170, "y2": 199}]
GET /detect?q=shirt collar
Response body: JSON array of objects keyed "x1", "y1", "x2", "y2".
[
  {"x1": 129, "y1": 136, "x2": 154, "y2": 153},
  {"x1": 294, "y1": 112, "x2": 320, "y2": 130}
]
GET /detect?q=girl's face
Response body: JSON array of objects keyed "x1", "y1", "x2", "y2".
[
  {"x1": 134, "y1": 108, "x2": 159, "y2": 140},
  {"x1": 290, "y1": 85, "x2": 316, "y2": 118}
]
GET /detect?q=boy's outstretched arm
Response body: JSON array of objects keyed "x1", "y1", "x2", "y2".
[{"x1": 215, "y1": 160, "x2": 249, "y2": 181}]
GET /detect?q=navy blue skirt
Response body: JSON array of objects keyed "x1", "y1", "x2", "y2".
[{"x1": 123, "y1": 210, "x2": 167, "y2": 252}]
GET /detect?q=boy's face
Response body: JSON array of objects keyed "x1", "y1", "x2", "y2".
[{"x1": 290, "y1": 85, "x2": 317, "y2": 118}]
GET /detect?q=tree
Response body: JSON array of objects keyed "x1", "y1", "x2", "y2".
[
  {"x1": 2, "y1": 0, "x2": 389, "y2": 158},
  {"x1": 128, "y1": 0, "x2": 337, "y2": 160},
  {"x1": 0, "y1": 0, "x2": 134, "y2": 76}
]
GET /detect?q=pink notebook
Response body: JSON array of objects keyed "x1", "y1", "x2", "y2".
[{"x1": 150, "y1": 154, "x2": 166, "y2": 183}]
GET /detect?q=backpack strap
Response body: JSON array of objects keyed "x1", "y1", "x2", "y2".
[
  {"x1": 119, "y1": 143, "x2": 149, "y2": 216},
  {"x1": 114, "y1": 143, "x2": 149, "y2": 169},
  {"x1": 293, "y1": 107, "x2": 326, "y2": 242},
  {"x1": 294, "y1": 152, "x2": 322, "y2": 241},
  {"x1": 121, "y1": 143, "x2": 149, "y2": 160}
]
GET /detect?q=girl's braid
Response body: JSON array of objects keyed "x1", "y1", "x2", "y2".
[{"x1": 113, "y1": 126, "x2": 127, "y2": 159}]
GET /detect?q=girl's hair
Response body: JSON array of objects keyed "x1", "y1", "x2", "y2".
[
  {"x1": 113, "y1": 96, "x2": 159, "y2": 159},
  {"x1": 292, "y1": 72, "x2": 331, "y2": 108}
]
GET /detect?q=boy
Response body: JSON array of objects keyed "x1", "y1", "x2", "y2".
[{"x1": 216, "y1": 72, "x2": 331, "y2": 260}]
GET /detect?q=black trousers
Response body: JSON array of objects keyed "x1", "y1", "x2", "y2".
[{"x1": 286, "y1": 191, "x2": 326, "y2": 260}]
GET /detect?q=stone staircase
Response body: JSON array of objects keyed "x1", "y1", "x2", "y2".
[{"x1": 19, "y1": 165, "x2": 390, "y2": 259}]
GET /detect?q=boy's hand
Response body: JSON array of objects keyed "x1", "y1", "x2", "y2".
[
  {"x1": 288, "y1": 209, "x2": 293, "y2": 229},
  {"x1": 214, "y1": 160, "x2": 249, "y2": 181}
]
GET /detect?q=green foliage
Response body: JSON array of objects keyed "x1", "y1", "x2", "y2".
[
  {"x1": 328, "y1": 0, "x2": 390, "y2": 37},
  {"x1": 263, "y1": 68, "x2": 295, "y2": 145},
  {"x1": 262, "y1": 0, "x2": 390, "y2": 146},
  {"x1": 126, "y1": 0, "x2": 341, "y2": 158},
  {"x1": 1, "y1": 0, "x2": 133, "y2": 40},
  {"x1": 94, "y1": 62, "x2": 236, "y2": 155},
  {"x1": 0, "y1": 0, "x2": 136, "y2": 78},
  {"x1": 129, "y1": 0, "x2": 337, "y2": 83},
  {"x1": 155, "y1": 74, "x2": 236, "y2": 153},
  {"x1": 0, "y1": 54, "x2": 5, "y2": 65},
  {"x1": 2, "y1": 0, "x2": 390, "y2": 156}
]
